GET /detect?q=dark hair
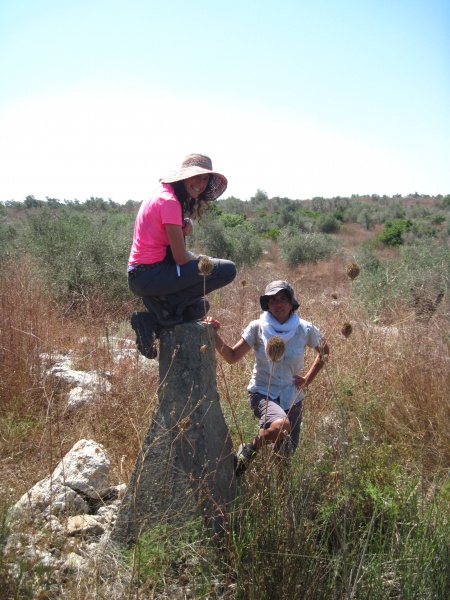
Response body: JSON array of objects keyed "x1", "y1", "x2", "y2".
[{"x1": 171, "y1": 179, "x2": 211, "y2": 220}]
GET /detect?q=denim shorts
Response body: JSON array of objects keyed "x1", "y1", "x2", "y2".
[{"x1": 247, "y1": 391, "x2": 303, "y2": 450}]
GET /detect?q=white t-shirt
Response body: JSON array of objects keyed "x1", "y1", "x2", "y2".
[{"x1": 242, "y1": 318, "x2": 322, "y2": 410}]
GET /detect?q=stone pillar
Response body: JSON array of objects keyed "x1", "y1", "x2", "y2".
[{"x1": 110, "y1": 322, "x2": 236, "y2": 547}]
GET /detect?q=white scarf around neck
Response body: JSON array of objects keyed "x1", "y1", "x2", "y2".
[{"x1": 260, "y1": 311, "x2": 300, "y2": 354}]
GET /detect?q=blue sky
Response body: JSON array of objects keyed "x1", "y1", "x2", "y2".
[{"x1": 1, "y1": 0, "x2": 449, "y2": 203}]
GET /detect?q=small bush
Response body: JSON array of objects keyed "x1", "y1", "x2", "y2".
[
  {"x1": 406, "y1": 219, "x2": 440, "y2": 239},
  {"x1": 0, "y1": 220, "x2": 18, "y2": 257},
  {"x1": 354, "y1": 239, "x2": 449, "y2": 319},
  {"x1": 377, "y1": 218, "x2": 412, "y2": 246},
  {"x1": 315, "y1": 214, "x2": 340, "y2": 233},
  {"x1": 219, "y1": 212, "x2": 247, "y2": 228},
  {"x1": 278, "y1": 227, "x2": 341, "y2": 265},
  {"x1": 20, "y1": 209, "x2": 133, "y2": 310},
  {"x1": 192, "y1": 216, "x2": 263, "y2": 266},
  {"x1": 261, "y1": 227, "x2": 280, "y2": 240}
]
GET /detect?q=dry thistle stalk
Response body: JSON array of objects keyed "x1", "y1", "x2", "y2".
[
  {"x1": 346, "y1": 262, "x2": 360, "y2": 280},
  {"x1": 266, "y1": 336, "x2": 286, "y2": 362},
  {"x1": 198, "y1": 256, "x2": 214, "y2": 276},
  {"x1": 342, "y1": 323, "x2": 353, "y2": 338},
  {"x1": 178, "y1": 417, "x2": 191, "y2": 432}
]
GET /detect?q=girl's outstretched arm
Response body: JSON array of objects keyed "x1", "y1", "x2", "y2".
[{"x1": 204, "y1": 317, "x2": 251, "y2": 364}]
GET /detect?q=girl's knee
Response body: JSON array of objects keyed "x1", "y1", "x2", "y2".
[
  {"x1": 269, "y1": 418, "x2": 291, "y2": 437},
  {"x1": 222, "y1": 260, "x2": 236, "y2": 282}
]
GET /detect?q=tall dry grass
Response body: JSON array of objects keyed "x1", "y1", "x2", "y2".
[
  {"x1": 0, "y1": 253, "x2": 449, "y2": 597},
  {"x1": 0, "y1": 258, "x2": 156, "y2": 497}
]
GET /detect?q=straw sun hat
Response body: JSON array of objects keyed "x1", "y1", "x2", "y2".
[{"x1": 160, "y1": 154, "x2": 228, "y2": 201}]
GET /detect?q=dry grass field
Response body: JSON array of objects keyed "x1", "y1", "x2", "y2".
[{"x1": 0, "y1": 223, "x2": 449, "y2": 598}]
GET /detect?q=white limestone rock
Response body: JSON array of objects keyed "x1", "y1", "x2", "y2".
[
  {"x1": 67, "y1": 514, "x2": 105, "y2": 537},
  {"x1": 40, "y1": 352, "x2": 111, "y2": 409},
  {"x1": 9, "y1": 439, "x2": 111, "y2": 524},
  {"x1": 60, "y1": 551, "x2": 89, "y2": 576},
  {"x1": 10, "y1": 480, "x2": 88, "y2": 523},
  {"x1": 51, "y1": 439, "x2": 111, "y2": 499}
]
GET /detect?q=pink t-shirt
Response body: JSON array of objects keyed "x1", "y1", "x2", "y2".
[{"x1": 128, "y1": 183, "x2": 183, "y2": 265}]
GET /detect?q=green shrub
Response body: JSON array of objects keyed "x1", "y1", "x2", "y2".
[
  {"x1": 439, "y1": 195, "x2": 450, "y2": 209},
  {"x1": 356, "y1": 208, "x2": 376, "y2": 230},
  {"x1": 429, "y1": 213, "x2": 446, "y2": 224},
  {"x1": 407, "y1": 220, "x2": 439, "y2": 239},
  {"x1": 191, "y1": 217, "x2": 233, "y2": 259},
  {"x1": 354, "y1": 239, "x2": 449, "y2": 318},
  {"x1": 291, "y1": 214, "x2": 312, "y2": 232},
  {"x1": 332, "y1": 207, "x2": 345, "y2": 221},
  {"x1": 356, "y1": 244, "x2": 382, "y2": 274},
  {"x1": 278, "y1": 227, "x2": 340, "y2": 265},
  {"x1": 400, "y1": 241, "x2": 449, "y2": 292},
  {"x1": 229, "y1": 227, "x2": 264, "y2": 266},
  {"x1": 295, "y1": 207, "x2": 321, "y2": 220},
  {"x1": 315, "y1": 214, "x2": 340, "y2": 233},
  {"x1": 0, "y1": 220, "x2": 18, "y2": 257},
  {"x1": 261, "y1": 227, "x2": 280, "y2": 240},
  {"x1": 377, "y1": 219, "x2": 412, "y2": 246},
  {"x1": 20, "y1": 209, "x2": 134, "y2": 308},
  {"x1": 219, "y1": 212, "x2": 247, "y2": 228},
  {"x1": 192, "y1": 216, "x2": 263, "y2": 266}
]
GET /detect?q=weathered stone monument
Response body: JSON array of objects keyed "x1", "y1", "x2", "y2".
[{"x1": 110, "y1": 322, "x2": 236, "y2": 547}]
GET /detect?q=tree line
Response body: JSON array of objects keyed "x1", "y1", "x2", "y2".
[{"x1": 1, "y1": 190, "x2": 448, "y2": 316}]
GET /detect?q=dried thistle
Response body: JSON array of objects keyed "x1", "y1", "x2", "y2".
[
  {"x1": 179, "y1": 417, "x2": 191, "y2": 432},
  {"x1": 341, "y1": 323, "x2": 353, "y2": 338},
  {"x1": 346, "y1": 262, "x2": 360, "y2": 280},
  {"x1": 266, "y1": 336, "x2": 286, "y2": 362},
  {"x1": 198, "y1": 256, "x2": 214, "y2": 276}
]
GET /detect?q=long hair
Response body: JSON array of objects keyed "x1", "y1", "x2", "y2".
[{"x1": 171, "y1": 180, "x2": 211, "y2": 220}]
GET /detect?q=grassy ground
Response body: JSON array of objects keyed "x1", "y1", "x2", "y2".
[{"x1": 0, "y1": 241, "x2": 449, "y2": 598}]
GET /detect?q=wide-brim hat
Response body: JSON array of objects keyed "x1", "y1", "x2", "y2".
[
  {"x1": 160, "y1": 153, "x2": 228, "y2": 201},
  {"x1": 260, "y1": 280, "x2": 300, "y2": 311}
]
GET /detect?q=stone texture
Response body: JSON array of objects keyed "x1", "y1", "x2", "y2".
[
  {"x1": 67, "y1": 515, "x2": 105, "y2": 537},
  {"x1": 41, "y1": 352, "x2": 111, "y2": 409},
  {"x1": 10, "y1": 480, "x2": 89, "y2": 523},
  {"x1": 51, "y1": 438, "x2": 111, "y2": 499},
  {"x1": 9, "y1": 439, "x2": 111, "y2": 524},
  {"x1": 110, "y1": 322, "x2": 236, "y2": 547},
  {"x1": 60, "y1": 552, "x2": 88, "y2": 576}
]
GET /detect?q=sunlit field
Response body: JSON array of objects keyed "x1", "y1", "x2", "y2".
[{"x1": 0, "y1": 194, "x2": 449, "y2": 598}]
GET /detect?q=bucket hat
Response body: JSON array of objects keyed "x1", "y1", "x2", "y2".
[
  {"x1": 160, "y1": 154, "x2": 228, "y2": 201},
  {"x1": 260, "y1": 280, "x2": 300, "y2": 311}
]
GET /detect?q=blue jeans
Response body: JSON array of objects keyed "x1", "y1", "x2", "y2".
[{"x1": 128, "y1": 257, "x2": 236, "y2": 316}]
